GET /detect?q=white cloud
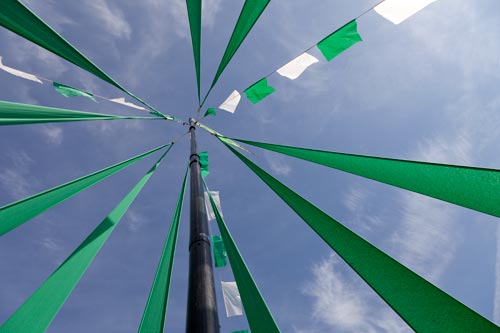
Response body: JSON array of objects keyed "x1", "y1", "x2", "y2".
[
  {"x1": 86, "y1": 0, "x2": 132, "y2": 40},
  {"x1": 0, "y1": 151, "x2": 38, "y2": 200},
  {"x1": 39, "y1": 125, "x2": 64, "y2": 145},
  {"x1": 125, "y1": 209, "x2": 147, "y2": 232},
  {"x1": 202, "y1": 0, "x2": 223, "y2": 28},
  {"x1": 266, "y1": 154, "x2": 291, "y2": 176}
]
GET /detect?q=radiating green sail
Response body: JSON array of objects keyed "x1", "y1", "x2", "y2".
[
  {"x1": 207, "y1": 0, "x2": 270, "y2": 95},
  {"x1": 206, "y1": 188, "x2": 281, "y2": 333},
  {"x1": 234, "y1": 138, "x2": 500, "y2": 219},
  {"x1": 317, "y1": 20, "x2": 362, "y2": 61},
  {"x1": 0, "y1": 100, "x2": 157, "y2": 125},
  {"x1": 0, "y1": 144, "x2": 169, "y2": 236},
  {"x1": 139, "y1": 167, "x2": 188, "y2": 333},
  {"x1": 0, "y1": 148, "x2": 172, "y2": 333},
  {"x1": 186, "y1": 0, "x2": 202, "y2": 102},
  {"x1": 221, "y1": 139, "x2": 500, "y2": 333}
]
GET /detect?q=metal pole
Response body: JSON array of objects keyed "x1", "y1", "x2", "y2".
[{"x1": 186, "y1": 119, "x2": 220, "y2": 333}]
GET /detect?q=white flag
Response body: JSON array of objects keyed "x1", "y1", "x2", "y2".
[
  {"x1": 110, "y1": 97, "x2": 147, "y2": 110},
  {"x1": 204, "y1": 191, "x2": 223, "y2": 221},
  {"x1": 375, "y1": 0, "x2": 437, "y2": 25},
  {"x1": 219, "y1": 90, "x2": 241, "y2": 113},
  {"x1": 221, "y1": 281, "x2": 243, "y2": 317},
  {"x1": 0, "y1": 56, "x2": 43, "y2": 84},
  {"x1": 277, "y1": 52, "x2": 319, "y2": 80}
]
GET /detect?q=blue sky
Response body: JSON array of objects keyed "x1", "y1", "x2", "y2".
[{"x1": 1, "y1": 0, "x2": 500, "y2": 332}]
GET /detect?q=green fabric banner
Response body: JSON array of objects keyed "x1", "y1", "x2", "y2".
[
  {"x1": 53, "y1": 82, "x2": 96, "y2": 101},
  {"x1": 139, "y1": 167, "x2": 188, "y2": 333},
  {"x1": 244, "y1": 78, "x2": 276, "y2": 104},
  {"x1": 206, "y1": 188, "x2": 281, "y2": 333},
  {"x1": 211, "y1": 235, "x2": 228, "y2": 268},
  {"x1": 208, "y1": 0, "x2": 270, "y2": 92},
  {"x1": 221, "y1": 138, "x2": 500, "y2": 333},
  {"x1": 234, "y1": 138, "x2": 500, "y2": 219},
  {"x1": 0, "y1": 100, "x2": 158, "y2": 126},
  {"x1": 199, "y1": 151, "x2": 209, "y2": 178},
  {"x1": 186, "y1": 0, "x2": 202, "y2": 102},
  {"x1": 0, "y1": 148, "x2": 171, "y2": 333},
  {"x1": 0, "y1": 0, "x2": 168, "y2": 118},
  {"x1": 204, "y1": 108, "x2": 217, "y2": 117},
  {"x1": 0, "y1": 144, "x2": 170, "y2": 236},
  {"x1": 317, "y1": 20, "x2": 362, "y2": 61}
]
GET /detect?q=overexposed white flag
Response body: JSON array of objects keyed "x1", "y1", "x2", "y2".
[
  {"x1": 221, "y1": 281, "x2": 243, "y2": 317},
  {"x1": 277, "y1": 52, "x2": 319, "y2": 80},
  {"x1": 110, "y1": 97, "x2": 147, "y2": 110},
  {"x1": 0, "y1": 56, "x2": 42, "y2": 84},
  {"x1": 204, "y1": 191, "x2": 223, "y2": 221},
  {"x1": 219, "y1": 90, "x2": 241, "y2": 113},
  {"x1": 375, "y1": 0, "x2": 437, "y2": 25}
]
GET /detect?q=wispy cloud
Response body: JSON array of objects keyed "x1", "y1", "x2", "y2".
[
  {"x1": 125, "y1": 209, "x2": 148, "y2": 232},
  {"x1": 0, "y1": 150, "x2": 38, "y2": 201},
  {"x1": 266, "y1": 153, "x2": 292, "y2": 176},
  {"x1": 39, "y1": 124, "x2": 64, "y2": 145},
  {"x1": 86, "y1": 0, "x2": 132, "y2": 40}
]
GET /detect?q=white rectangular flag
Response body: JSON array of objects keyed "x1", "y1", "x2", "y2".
[
  {"x1": 277, "y1": 52, "x2": 319, "y2": 80},
  {"x1": 110, "y1": 97, "x2": 147, "y2": 110},
  {"x1": 219, "y1": 90, "x2": 241, "y2": 113},
  {"x1": 375, "y1": 0, "x2": 437, "y2": 25},
  {"x1": 0, "y1": 56, "x2": 43, "y2": 84},
  {"x1": 221, "y1": 281, "x2": 243, "y2": 317},
  {"x1": 204, "y1": 191, "x2": 223, "y2": 221}
]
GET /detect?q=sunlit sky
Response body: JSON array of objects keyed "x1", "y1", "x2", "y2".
[{"x1": 1, "y1": 1, "x2": 500, "y2": 332}]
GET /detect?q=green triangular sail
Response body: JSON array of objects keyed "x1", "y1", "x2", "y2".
[
  {"x1": 139, "y1": 166, "x2": 189, "y2": 333},
  {"x1": 0, "y1": 147, "x2": 172, "y2": 333},
  {"x1": 186, "y1": 0, "x2": 202, "y2": 102},
  {"x1": 0, "y1": 100, "x2": 158, "y2": 125},
  {"x1": 206, "y1": 187, "x2": 281, "y2": 333},
  {"x1": 221, "y1": 138, "x2": 500, "y2": 333},
  {"x1": 234, "y1": 138, "x2": 500, "y2": 219},
  {"x1": 0, "y1": 144, "x2": 170, "y2": 236}
]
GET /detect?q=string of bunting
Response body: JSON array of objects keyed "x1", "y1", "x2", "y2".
[{"x1": 204, "y1": 0, "x2": 438, "y2": 116}]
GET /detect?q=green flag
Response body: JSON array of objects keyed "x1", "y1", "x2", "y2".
[
  {"x1": 204, "y1": 108, "x2": 217, "y2": 117},
  {"x1": 199, "y1": 151, "x2": 209, "y2": 178},
  {"x1": 234, "y1": 138, "x2": 500, "y2": 219},
  {"x1": 206, "y1": 188, "x2": 281, "y2": 333},
  {"x1": 244, "y1": 78, "x2": 276, "y2": 104},
  {"x1": 139, "y1": 167, "x2": 189, "y2": 333},
  {"x1": 186, "y1": 0, "x2": 201, "y2": 102},
  {"x1": 0, "y1": 100, "x2": 158, "y2": 126},
  {"x1": 53, "y1": 82, "x2": 96, "y2": 101},
  {"x1": 317, "y1": 20, "x2": 362, "y2": 61},
  {"x1": 221, "y1": 138, "x2": 500, "y2": 333},
  {"x1": 0, "y1": 148, "x2": 171, "y2": 333},
  {"x1": 0, "y1": 144, "x2": 170, "y2": 236},
  {"x1": 211, "y1": 235, "x2": 228, "y2": 268}
]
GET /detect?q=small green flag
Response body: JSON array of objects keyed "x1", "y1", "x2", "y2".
[
  {"x1": 317, "y1": 20, "x2": 362, "y2": 61},
  {"x1": 211, "y1": 235, "x2": 227, "y2": 267},
  {"x1": 244, "y1": 78, "x2": 275, "y2": 104},
  {"x1": 53, "y1": 82, "x2": 96, "y2": 101},
  {"x1": 199, "y1": 151, "x2": 209, "y2": 178},
  {"x1": 204, "y1": 108, "x2": 217, "y2": 117}
]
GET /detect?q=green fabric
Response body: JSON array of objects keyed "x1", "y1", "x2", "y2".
[
  {"x1": 0, "y1": 0, "x2": 166, "y2": 117},
  {"x1": 317, "y1": 20, "x2": 362, "y2": 61},
  {"x1": 53, "y1": 82, "x2": 96, "y2": 101},
  {"x1": 232, "y1": 331, "x2": 249, "y2": 333},
  {"x1": 0, "y1": 100, "x2": 158, "y2": 125},
  {"x1": 195, "y1": 122, "x2": 250, "y2": 154},
  {"x1": 186, "y1": 0, "x2": 201, "y2": 102},
  {"x1": 204, "y1": 108, "x2": 217, "y2": 117},
  {"x1": 206, "y1": 189, "x2": 281, "y2": 333},
  {"x1": 139, "y1": 167, "x2": 188, "y2": 333},
  {"x1": 0, "y1": 144, "x2": 169, "y2": 236},
  {"x1": 221, "y1": 138, "x2": 500, "y2": 333},
  {"x1": 244, "y1": 78, "x2": 276, "y2": 104},
  {"x1": 0, "y1": 148, "x2": 171, "y2": 333},
  {"x1": 211, "y1": 235, "x2": 228, "y2": 268},
  {"x1": 199, "y1": 151, "x2": 209, "y2": 178},
  {"x1": 235, "y1": 138, "x2": 500, "y2": 219},
  {"x1": 209, "y1": 0, "x2": 270, "y2": 91}
]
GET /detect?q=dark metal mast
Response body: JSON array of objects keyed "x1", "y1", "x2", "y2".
[{"x1": 186, "y1": 118, "x2": 220, "y2": 333}]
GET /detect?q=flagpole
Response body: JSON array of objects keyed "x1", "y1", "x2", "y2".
[{"x1": 186, "y1": 118, "x2": 220, "y2": 333}]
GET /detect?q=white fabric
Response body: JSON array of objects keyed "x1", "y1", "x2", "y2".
[
  {"x1": 0, "y1": 56, "x2": 43, "y2": 84},
  {"x1": 221, "y1": 281, "x2": 243, "y2": 317},
  {"x1": 277, "y1": 52, "x2": 319, "y2": 80},
  {"x1": 110, "y1": 97, "x2": 147, "y2": 110},
  {"x1": 219, "y1": 90, "x2": 241, "y2": 113},
  {"x1": 204, "y1": 191, "x2": 223, "y2": 221},
  {"x1": 375, "y1": 0, "x2": 437, "y2": 25}
]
